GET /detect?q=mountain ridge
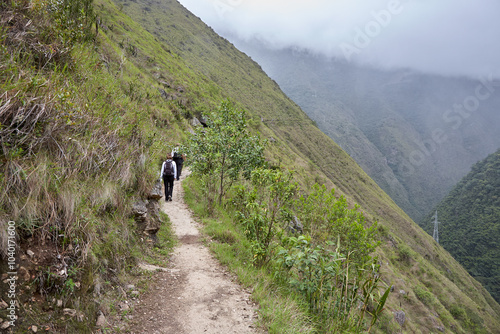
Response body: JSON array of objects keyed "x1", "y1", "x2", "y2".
[{"x1": 421, "y1": 149, "x2": 500, "y2": 304}]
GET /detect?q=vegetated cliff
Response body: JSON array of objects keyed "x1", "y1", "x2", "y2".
[
  {"x1": 421, "y1": 149, "x2": 500, "y2": 304},
  {"x1": 224, "y1": 39, "x2": 500, "y2": 223},
  {"x1": 1, "y1": 0, "x2": 499, "y2": 332}
]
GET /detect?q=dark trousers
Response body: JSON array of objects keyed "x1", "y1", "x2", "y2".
[
  {"x1": 173, "y1": 157, "x2": 183, "y2": 180},
  {"x1": 176, "y1": 163, "x2": 183, "y2": 180},
  {"x1": 163, "y1": 176, "x2": 174, "y2": 200}
]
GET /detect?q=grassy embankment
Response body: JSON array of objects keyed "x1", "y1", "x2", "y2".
[{"x1": 0, "y1": 0, "x2": 178, "y2": 331}]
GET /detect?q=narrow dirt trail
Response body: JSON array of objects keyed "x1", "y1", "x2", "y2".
[{"x1": 128, "y1": 171, "x2": 261, "y2": 334}]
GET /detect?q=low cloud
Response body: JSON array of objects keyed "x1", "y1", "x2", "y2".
[{"x1": 179, "y1": 0, "x2": 500, "y2": 79}]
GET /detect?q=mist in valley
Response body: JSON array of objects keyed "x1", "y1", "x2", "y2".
[{"x1": 179, "y1": 0, "x2": 500, "y2": 220}]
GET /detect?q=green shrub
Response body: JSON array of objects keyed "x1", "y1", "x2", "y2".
[
  {"x1": 450, "y1": 304, "x2": 466, "y2": 320},
  {"x1": 397, "y1": 244, "x2": 412, "y2": 264},
  {"x1": 233, "y1": 168, "x2": 297, "y2": 266},
  {"x1": 33, "y1": 0, "x2": 96, "y2": 44},
  {"x1": 186, "y1": 101, "x2": 265, "y2": 206},
  {"x1": 276, "y1": 235, "x2": 390, "y2": 332},
  {"x1": 295, "y1": 184, "x2": 380, "y2": 268},
  {"x1": 414, "y1": 285, "x2": 435, "y2": 307}
]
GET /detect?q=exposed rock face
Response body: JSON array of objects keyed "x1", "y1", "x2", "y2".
[
  {"x1": 148, "y1": 179, "x2": 163, "y2": 200},
  {"x1": 158, "y1": 88, "x2": 168, "y2": 100},
  {"x1": 145, "y1": 200, "x2": 160, "y2": 233},
  {"x1": 198, "y1": 116, "x2": 208, "y2": 127},
  {"x1": 96, "y1": 312, "x2": 107, "y2": 327},
  {"x1": 132, "y1": 200, "x2": 148, "y2": 231},
  {"x1": 132, "y1": 180, "x2": 164, "y2": 244},
  {"x1": 287, "y1": 216, "x2": 303, "y2": 234},
  {"x1": 394, "y1": 310, "x2": 406, "y2": 327},
  {"x1": 190, "y1": 117, "x2": 202, "y2": 127}
]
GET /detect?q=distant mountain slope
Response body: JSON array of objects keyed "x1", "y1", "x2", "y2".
[
  {"x1": 225, "y1": 39, "x2": 500, "y2": 222},
  {"x1": 422, "y1": 149, "x2": 500, "y2": 303},
  {"x1": 95, "y1": 0, "x2": 500, "y2": 332}
]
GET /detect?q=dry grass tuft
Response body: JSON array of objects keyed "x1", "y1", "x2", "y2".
[
  {"x1": 58, "y1": 186, "x2": 76, "y2": 226},
  {"x1": 1, "y1": 0, "x2": 76, "y2": 70},
  {"x1": 0, "y1": 220, "x2": 9, "y2": 259}
]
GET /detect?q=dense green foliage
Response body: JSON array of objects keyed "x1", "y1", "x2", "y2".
[
  {"x1": 276, "y1": 235, "x2": 389, "y2": 332},
  {"x1": 295, "y1": 184, "x2": 379, "y2": 267},
  {"x1": 34, "y1": 0, "x2": 96, "y2": 44},
  {"x1": 422, "y1": 149, "x2": 500, "y2": 303},
  {"x1": 234, "y1": 167, "x2": 297, "y2": 267},
  {"x1": 186, "y1": 101, "x2": 265, "y2": 206},
  {"x1": 186, "y1": 104, "x2": 389, "y2": 331}
]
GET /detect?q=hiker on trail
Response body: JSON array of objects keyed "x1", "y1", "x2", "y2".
[
  {"x1": 171, "y1": 143, "x2": 185, "y2": 181},
  {"x1": 160, "y1": 153, "x2": 177, "y2": 202}
]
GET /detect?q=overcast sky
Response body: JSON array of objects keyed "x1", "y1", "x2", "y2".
[{"x1": 178, "y1": 0, "x2": 500, "y2": 79}]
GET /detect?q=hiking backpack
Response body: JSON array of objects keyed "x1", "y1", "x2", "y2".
[{"x1": 162, "y1": 160, "x2": 174, "y2": 178}]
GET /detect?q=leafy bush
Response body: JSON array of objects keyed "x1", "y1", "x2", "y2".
[
  {"x1": 414, "y1": 285, "x2": 435, "y2": 307},
  {"x1": 186, "y1": 100, "x2": 265, "y2": 206},
  {"x1": 233, "y1": 168, "x2": 297, "y2": 266},
  {"x1": 295, "y1": 184, "x2": 380, "y2": 268},
  {"x1": 449, "y1": 304, "x2": 467, "y2": 320},
  {"x1": 276, "y1": 235, "x2": 390, "y2": 332},
  {"x1": 231, "y1": 168, "x2": 388, "y2": 330},
  {"x1": 397, "y1": 244, "x2": 412, "y2": 264},
  {"x1": 32, "y1": 0, "x2": 96, "y2": 44}
]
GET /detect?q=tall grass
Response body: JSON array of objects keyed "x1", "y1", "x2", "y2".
[{"x1": 0, "y1": 1, "x2": 176, "y2": 331}]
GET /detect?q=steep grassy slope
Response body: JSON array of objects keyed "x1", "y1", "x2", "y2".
[
  {"x1": 1, "y1": 0, "x2": 500, "y2": 332},
  {"x1": 422, "y1": 149, "x2": 500, "y2": 304},
  {"x1": 0, "y1": 1, "x2": 180, "y2": 331},
  {"x1": 225, "y1": 40, "x2": 500, "y2": 222},
  {"x1": 107, "y1": 0, "x2": 500, "y2": 332}
]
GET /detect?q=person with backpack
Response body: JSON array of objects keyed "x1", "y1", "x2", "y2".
[
  {"x1": 171, "y1": 143, "x2": 184, "y2": 181},
  {"x1": 160, "y1": 153, "x2": 177, "y2": 201}
]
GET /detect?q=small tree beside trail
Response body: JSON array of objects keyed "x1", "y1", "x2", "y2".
[
  {"x1": 294, "y1": 184, "x2": 380, "y2": 269},
  {"x1": 233, "y1": 167, "x2": 298, "y2": 266},
  {"x1": 186, "y1": 101, "x2": 265, "y2": 207}
]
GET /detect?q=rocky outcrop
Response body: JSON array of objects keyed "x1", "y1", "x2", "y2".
[
  {"x1": 190, "y1": 117, "x2": 202, "y2": 127},
  {"x1": 132, "y1": 180, "x2": 163, "y2": 244},
  {"x1": 287, "y1": 216, "x2": 303, "y2": 234},
  {"x1": 394, "y1": 310, "x2": 406, "y2": 327},
  {"x1": 146, "y1": 181, "x2": 162, "y2": 234}
]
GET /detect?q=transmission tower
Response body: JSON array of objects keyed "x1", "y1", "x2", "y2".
[{"x1": 432, "y1": 211, "x2": 441, "y2": 244}]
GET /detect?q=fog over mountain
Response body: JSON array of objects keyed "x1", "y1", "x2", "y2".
[
  {"x1": 228, "y1": 42, "x2": 500, "y2": 220},
  {"x1": 179, "y1": 0, "x2": 500, "y2": 80},
  {"x1": 177, "y1": 0, "x2": 500, "y2": 221}
]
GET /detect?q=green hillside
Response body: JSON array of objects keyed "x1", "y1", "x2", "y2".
[
  {"x1": 421, "y1": 149, "x2": 500, "y2": 303},
  {"x1": 1, "y1": 0, "x2": 500, "y2": 332}
]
